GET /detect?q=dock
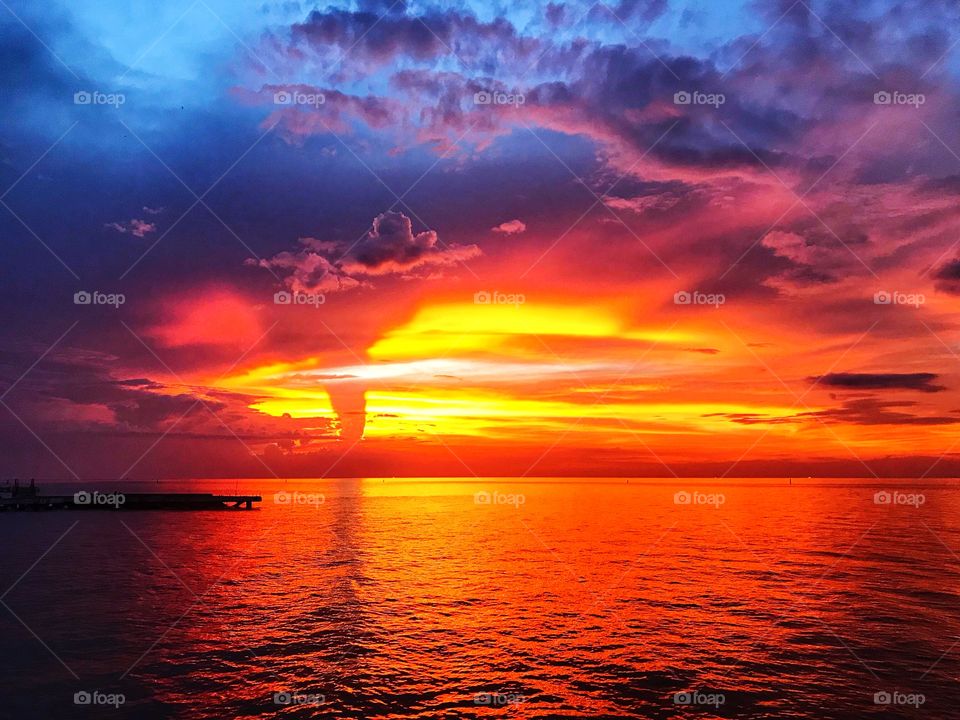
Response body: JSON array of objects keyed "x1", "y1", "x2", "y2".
[{"x1": 0, "y1": 481, "x2": 261, "y2": 511}]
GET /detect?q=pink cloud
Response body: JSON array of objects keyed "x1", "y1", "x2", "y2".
[
  {"x1": 149, "y1": 289, "x2": 262, "y2": 349},
  {"x1": 106, "y1": 218, "x2": 157, "y2": 238},
  {"x1": 492, "y1": 219, "x2": 527, "y2": 235}
]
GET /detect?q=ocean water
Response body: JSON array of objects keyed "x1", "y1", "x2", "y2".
[{"x1": 1, "y1": 478, "x2": 959, "y2": 719}]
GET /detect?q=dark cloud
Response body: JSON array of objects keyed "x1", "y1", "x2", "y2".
[
  {"x1": 292, "y1": 9, "x2": 448, "y2": 63},
  {"x1": 357, "y1": 0, "x2": 407, "y2": 12},
  {"x1": 933, "y1": 258, "x2": 960, "y2": 295},
  {"x1": 257, "y1": 5, "x2": 804, "y2": 175},
  {"x1": 253, "y1": 210, "x2": 481, "y2": 291},
  {"x1": 110, "y1": 392, "x2": 223, "y2": 429},
  {"x1": 799, "y1": 398, "x2": 960, "y2": 426},
  {"x1": 545, "y1": 3, "x2": 565, "y2": 26},
  {"x1": 611, "y1": 0, "x2": 669, "y2": 23},
  {"x1": 703, "y1": 412, "x2": 796, "y2": 425},
  {"x1": 286, "y1": 7, "x2": 538, "y2": 76},
  {"x1": 809, "y1": 372, "x2": 946, "y2": 393},
  {"x1": 711, "y1": 395, "x2": 960, "y2": 426},
  {"x1": 0, "y1": 348, "x2": 224, "y2": 431},
  {"x1": 245, "y1": 0, "x2": 960, "y2": 207},
  {"x1": 351, "y1": 211, "x2": 443, "y2": 271}
]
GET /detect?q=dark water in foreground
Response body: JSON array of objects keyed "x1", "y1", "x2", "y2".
[{"x1": 1, "y1": 478, "x2": 959, "y2": 719}]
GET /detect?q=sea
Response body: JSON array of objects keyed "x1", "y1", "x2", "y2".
[{"x1": 1, "y1": 478, "x2": 958, "y2": 719}]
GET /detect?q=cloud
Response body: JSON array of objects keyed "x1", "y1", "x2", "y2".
[
  {"x1": 491, "y1": 219, "x2": 526, "y2": 235},
  {"x1": 604, "y1": 192, "x2": 682, "y2": 215},
  {"x1": 346, "y1": 211, "x2": 480, "y2": 274},
  {"x1": 105, "y1": 218, "x2": 156, "y2": 238},
  {"x1": 933, "y1": 258, "x2": 960, "y2": 295},
  {"x1": 8, "y1": 0, "x2": 960, "y2": 480},
  {"x1": 238, "y1": 85, "x2": 398, "y2": 142},
  {"x1": 799, "y1": 398, "x2": 960, "y2": 426},
  {"x1": 255, "y1": 211, "x2": 481, "y2": 290},
  {"x1": 111, "y1": 392, "x2": 223, "y2": 430},
  {"x1": 706, "y1": 412, "x2": 797, "y2": 425},
  {"x1": 285, "y1": 8, "x2": 538, "y2": 76},
  {"x1": 714, "y1": 394, "x2": 959, "y2": 427},
  {"x1": 149, "y1": 289, "x2": 263, "y2": 349},
  {"x1": 0, "y1": 346, "x2": 222, "y2": 433},
  {"x1": 808, "y1": 372, "x2": 946, "y2": 393},
  {"x1": 246, "y1": 0, "x2": 960, "y2": 200},
  {"x1": 762, "y1": 230, "x2": 828, "y2": 268},
  {"x1": 248, "y1": 241, "x2": 360, "y2": 294}
]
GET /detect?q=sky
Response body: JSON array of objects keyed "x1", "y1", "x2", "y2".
[{"x1": 2, "y1": 0, "x2": 960, "y2": 479}]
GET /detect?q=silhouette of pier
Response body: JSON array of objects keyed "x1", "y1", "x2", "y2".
[{"x1": 0, "y1": 480, "x2": 260, "y2": 511}]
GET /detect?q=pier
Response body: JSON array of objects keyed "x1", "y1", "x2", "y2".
[{"x1": 0, "y1": 481, "x2": 261, "y2": 511}]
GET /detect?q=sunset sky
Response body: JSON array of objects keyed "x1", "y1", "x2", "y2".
[{"x1": 3, "y1": 0, "x2": 960, "y2": 478}]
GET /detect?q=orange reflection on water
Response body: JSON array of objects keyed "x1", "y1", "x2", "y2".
[{"x1": 40, "y1": 478, "x2": 957, "y2": 719}]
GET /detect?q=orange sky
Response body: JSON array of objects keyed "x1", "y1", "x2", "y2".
[
  {"x1": 6, "y1": 0, "x2": 960, "y2": 480},
  {"x1": 134, "y1": 265, "x2": 960, "y2": 479}
]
